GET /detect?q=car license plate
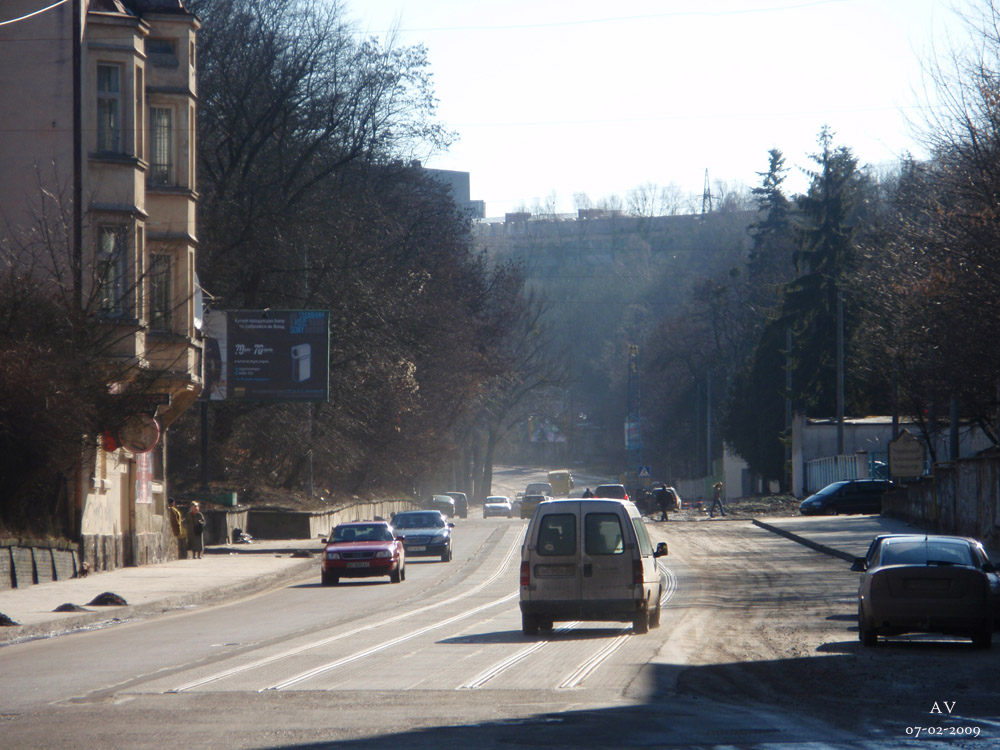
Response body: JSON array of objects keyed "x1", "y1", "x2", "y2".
[
  {"x1": 346, "y1": 561, "x2": 370, "y2": 568},
  {"x1": 409, "y1": 545, "x2": 426, "y2": 552},
  {"x1": 535, "y1": 564, "x2": 575, "y2": 577}
]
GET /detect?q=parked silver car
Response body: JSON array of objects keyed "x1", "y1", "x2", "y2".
[{"x1": 856, "y1": 534, "x2": 994, "y2": 648}]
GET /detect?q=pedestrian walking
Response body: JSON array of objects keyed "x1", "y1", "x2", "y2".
[
  {"x1": 582, "y1": 487, "x2": 594, "y2": 498},
  {"x1": 656, "y1": 486, "x2": 671, "y2": 521},
  {"x1": 709, "y1": 481, "x2": 726, "y2": 518},
  {"x1": 167, "y1": 497, "x2": 187, "y2": 558},
  {"x1": 185, "y1": 501, "x2": 207, "y2": 559}
]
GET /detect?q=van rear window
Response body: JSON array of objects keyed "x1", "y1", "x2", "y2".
[
  {"x1": 537, "y1": 513, "x2": 576, "y2": 556},
  {"x1": 585, "y1": 513, "x2": 624, "y2": 555}
]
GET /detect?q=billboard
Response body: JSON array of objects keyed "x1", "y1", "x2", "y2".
[{"x1": 203, "y1": 310, "x2": 330, "y2": 402}]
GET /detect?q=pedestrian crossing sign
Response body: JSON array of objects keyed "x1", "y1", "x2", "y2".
[{"x1": 638, "y1": 466, "x2": 651, "y2": 478}]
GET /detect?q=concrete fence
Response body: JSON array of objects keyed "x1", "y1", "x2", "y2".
[
  {"x1": 883, "y1": 454, "x2": 1000, "y2": 549},
  {"x1": 5, "y1": 497, "x2": 424, "y2": 591},
  {"x1": 245, "y1": 498, "x2": 418, "y2": 540},
  {"x1": 0, "y1": 540, "x2": 82, "y2": 590}
]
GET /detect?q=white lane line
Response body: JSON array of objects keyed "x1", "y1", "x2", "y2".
[
  {"x1": 659, "y1": 563, "x2": 677, "y2": 606},
  {"x1": 458, "y1": 622, "x2": 580, "y2": 690},
  {"x1": 265, "y1": 592, "x2": 519, "y2": 691},
  {"x1": 558, "y1": 628, "x2": 631, "y2": 689},
  {"x1": 167, "y1": 526, "x2": 524, "y2": 693},
  {"x1": 557, "y1": 563, "x2": 676, "y2": 690}
]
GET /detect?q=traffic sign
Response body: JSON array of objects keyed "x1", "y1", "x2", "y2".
[
  {"x1": 638, "y1": 466, "x2": 651, "y2": 478},
  {"x1": 889, "y1": 430, "x2": 924, "y2": 479}
]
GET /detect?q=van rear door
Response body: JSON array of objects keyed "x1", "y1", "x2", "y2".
[
  {"x1": 528, "y1": 506, "x2": 582, "y2": 602},
  {"x1": 580, "y1": 501, "x2": 634, "y2": 605}
]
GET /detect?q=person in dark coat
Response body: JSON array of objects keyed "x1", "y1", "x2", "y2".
[
  {"x1": 709, "y1": 481, "x2": 726, "y2": 518},
  {"x1": 185, "y1": 501, "x2": 207, "y2": 559},
  {"x1": 656, "y1": 486, "x2": 672, "y2": 521}
]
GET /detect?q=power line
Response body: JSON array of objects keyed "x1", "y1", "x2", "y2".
[
  {"x1": 0, "y1": 0, "x2": 72, "y2": 28},
  {"x1": 379, "y1": 0, "x2": 849, "y2": 34}
]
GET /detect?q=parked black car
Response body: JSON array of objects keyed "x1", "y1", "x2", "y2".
[{"x1": 799, "y1": 478, "x2": 893, "y2": 515}]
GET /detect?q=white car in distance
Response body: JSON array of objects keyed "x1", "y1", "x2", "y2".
[{"x1": 483, "y1": 495, "x2": 513, "y2": 518}]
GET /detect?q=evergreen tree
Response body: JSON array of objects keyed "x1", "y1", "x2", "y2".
[
  {"x1": 782, "y1": 127, "x2": 865, "y2": 416},
  {"x1": 747, "y1": 148, "x2": 794, "y2": 294}
]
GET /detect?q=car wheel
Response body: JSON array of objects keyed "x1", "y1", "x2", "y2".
[
  {"x1": 441, "y1": 546, "x2": 452, "y2": 562},
  {"x1": 538, "y1": 617, "x2": 554, "y2": 631},
  {"x1": 390, "y1": 566, "x2": 403, "y2": 584},
  {"x1": 650, "y1": 595, "x2": 662, "y2": 629},
  {"x1": 858, "y1": 608, "x2": 877, "y2": 646},
  {"x1": 973, "y1": 623, "x2": 992, "y2": 649},
  {"x1": 321, "y1": 571, "x2": 339, "y2": 586},
  {"x1": 522, "y1": 613, "x2": 539, "y2": 635},
  {"x1": 633, "y1": 601, "x2": 650, "y2": 634}
]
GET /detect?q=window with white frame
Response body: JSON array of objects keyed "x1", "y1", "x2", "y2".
[
  {"x1": 97, "y1": 225, "x2": 128, "y2": 316},
  {"x1": 150, "y1": 107, "x2": 173, "y2": 185},
  {"x1": 149, "y1": 252, "x2": 172, "y2": 330},
  {"x1": 97, "y1": 64, "x2": 122, "y2": 153}
]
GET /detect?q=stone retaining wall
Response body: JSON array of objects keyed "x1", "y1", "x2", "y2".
[
  {"x1": 247, "y1": 499, "x2": 418, "y2": 540},
  {"x1": 0, "y1": 540, "x2": 81, "y2": 590},
  {"x1": 3, "y1": 498, "x2": 420, "y2": 589}
]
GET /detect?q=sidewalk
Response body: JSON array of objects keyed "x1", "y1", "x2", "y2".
[{"x1": 0, "y1": 540, "x2": 323, "y2": 645}]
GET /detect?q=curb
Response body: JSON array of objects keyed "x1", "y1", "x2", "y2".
[
  {"x1": 0, "y1": 556, "x2": 317, "y2": 646},
  {"x1": 751, "y1": 519, "x2": 856, "y2": 563}
]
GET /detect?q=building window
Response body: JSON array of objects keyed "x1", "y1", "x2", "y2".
[
  {"x1": 97, "y1": 64, "x2": 122, "y2": 153},
  {"x1": 97, "y1": 226, "x2": 128, "y2": 316},
  {"x1": 148, "y1": 38, "x2": 178, "y2": 67},
  {"x1": 149, "y1": 253, "x2": 172, "y2": 330},
  {"x1": 150, "y1": 107, "x2": 172, "y2": 186}
]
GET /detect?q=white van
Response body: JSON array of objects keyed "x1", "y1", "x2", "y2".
[{"x1": 519, "y1": 498, "x2": 668, "y2": 635}]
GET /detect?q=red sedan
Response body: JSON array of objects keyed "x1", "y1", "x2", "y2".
[{"x1": 321, "y1": 521, "x2": 405, "y2": 585}]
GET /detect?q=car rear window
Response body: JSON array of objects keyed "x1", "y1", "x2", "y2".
[
  {"x1": 881, "y1": 540, "x2": 974, "y2": 567},
  {"x1": 585, "y1": 513, "x2": 625, "y2": 555},
  {"x1": 393, "y1": 513, "x2": 444, "y2": 528},
  {"x1": 595, "y1": 485, "x2": 625, "y2": 499},
  {"x1": 536, "y1": 513, "x2": 576, "y2": 556}
]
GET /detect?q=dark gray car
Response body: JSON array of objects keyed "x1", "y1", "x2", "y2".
[{"x1": 799, "y1": 478, "x2": 892, "y2": 515}]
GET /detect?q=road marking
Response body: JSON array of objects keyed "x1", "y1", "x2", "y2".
[
  {"x1": 458, "y1": 562, "x2": 680, "y2": 691},
  {"x1": 265, "y1": 593, "x2": 519, "y2": 691},
  {"x1": 659, "y1": 562, "x2": 678, "y2": 606},
  {"x1": 458, "y1": 623, "x2": 580, "y2": 689},
  {"x1": 166, "y1": 526, "x2": 524, "y2": 693},
  {"x1": 558, "y1": 628, "x2": 631, "y2": 688}
]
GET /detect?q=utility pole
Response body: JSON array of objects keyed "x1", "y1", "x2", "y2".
[
  {"x1": 705, "y1": 369, "x2": 712, "y2": 476},
  {"x1": 836, "y1": 291, "x2": 844, "y2": 455},
  {"x1": 627, "y1": 344, "x2": 641, "y2": 478},
  {"x1": 785, "y1": 328, "x2": 793, "y2": 490}
]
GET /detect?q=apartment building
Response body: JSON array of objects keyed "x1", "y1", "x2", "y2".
[{"x1": 0, "y1": 0, "x2": 202, "y2": 569}]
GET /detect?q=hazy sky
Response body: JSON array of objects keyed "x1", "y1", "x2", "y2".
[{"x1": 350, "y1": 0, "x2": 973, "y2": 218}]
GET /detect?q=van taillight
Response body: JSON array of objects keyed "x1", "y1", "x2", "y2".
[
  {"x1": 633, "y1": 559, "x2": 643, "y2": 585},
  {"x1": 521, "y1": 561, "x2": 530, "y2": 586}
]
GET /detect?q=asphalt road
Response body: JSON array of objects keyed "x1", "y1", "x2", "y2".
[{"x1": 2, "y1": 473, "x2": 997, "y2": 748}]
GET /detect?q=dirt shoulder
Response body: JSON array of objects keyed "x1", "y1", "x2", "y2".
[{"x1": 656, "y1": 519, "x2": 1000, "y2": 741}]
